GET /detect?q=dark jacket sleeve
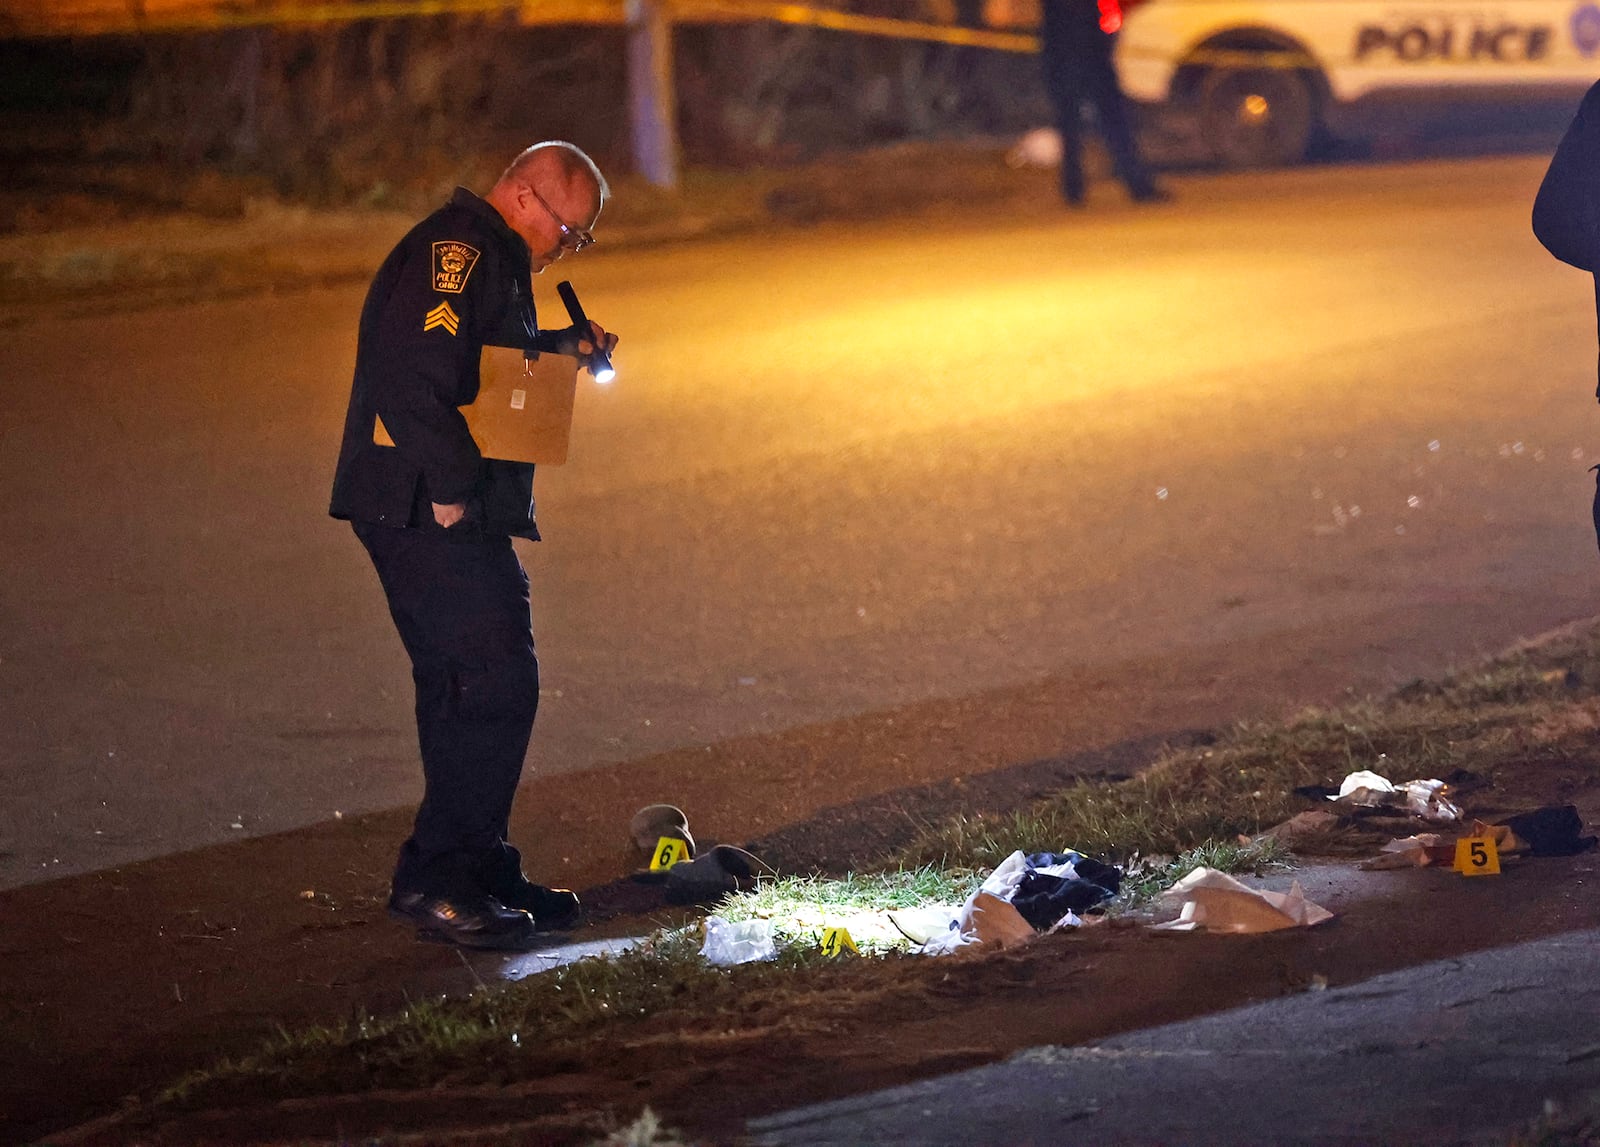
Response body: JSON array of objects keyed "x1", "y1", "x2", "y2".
[
  {"x1": 530, "y1": 324, "x2": 584, "y2": 355},
  {"x1": 368, "y1": 241, "x2": 488, "y2": 506},
  {"x1": 1534, "y1": 80, "x2": 1600, "y2": 272}
]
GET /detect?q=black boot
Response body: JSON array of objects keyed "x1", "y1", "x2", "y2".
[
  {"x1": 387, "y1": 890, "x2": 540, "y2": 950},
  {"x1": 474, "y1": 844, "x2": 582, "y2": 931},
  {"x1": 494, "y1": 882, "x2": 582, "y2": 931}
]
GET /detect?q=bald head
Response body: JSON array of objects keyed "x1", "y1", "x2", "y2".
[
  {"x1": 496, "y1": 141, "x2": 609, "y2": 215},
  {"x1": 486, "y1": 140, "x2": 610, "y2": 272}
]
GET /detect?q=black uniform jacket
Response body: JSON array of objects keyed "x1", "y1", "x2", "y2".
[
  {"x1": 1041, "y1": 0, "x2": 1116, "y2": 60},
  {"x1": 330, "y1": 187, "x2": 555, "y2": 539},
  {"x1": 1533, "y1": 79, "x2": 1600, "y2": 398}
]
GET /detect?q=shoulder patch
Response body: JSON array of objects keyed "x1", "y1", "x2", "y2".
[{"x1": 431, "y1": 241, "x2": 481, "y2": 294}]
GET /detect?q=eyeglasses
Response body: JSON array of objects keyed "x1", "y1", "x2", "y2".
[{"x1": 529, "y1": 186, "x2": 595, "y2": 254}]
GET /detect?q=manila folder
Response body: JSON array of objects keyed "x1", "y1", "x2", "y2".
[{"x1": 374, "y1": 346, "x2": 580, "y2": 465}]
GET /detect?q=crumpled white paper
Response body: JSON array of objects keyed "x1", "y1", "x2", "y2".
[
  {"x1": 911, "y1": 850, "x2": 1090, "y2": 955},
  {"x1": 1151, "y1": 867, "x2": 1334, "y2": 934},
  {"x1": 1359, "y1": 833, "x2": 1450, "y2": 870},
  {"x1": 1330, "y1": 770, "x2": 1461, "y2": 823},
  {"x1": 885, "y1": 905, "x2": 965, "y2": 945},
  {"x1": 913, "y1": 853, "x2": 1030, "y2": 955}
]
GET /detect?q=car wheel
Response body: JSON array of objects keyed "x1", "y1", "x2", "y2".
[{"x1": 1198, "y1": 66, "x2": 1315, "y2": 168}]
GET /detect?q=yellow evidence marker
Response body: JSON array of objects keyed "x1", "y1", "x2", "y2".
[
  {"x1": 1454, "y1": 834, "x2": 1501, "y2": 877},
  {"x1": 650, "y1": 836, "x2": 690, "y2": 871},
  {"x1": 820, "y1": 927, "x2": 860, "y2": 957}
]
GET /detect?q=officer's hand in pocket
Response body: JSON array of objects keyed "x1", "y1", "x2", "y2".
[{"x1": 432, "y1": 501, "x2": 466, "y2": 529}]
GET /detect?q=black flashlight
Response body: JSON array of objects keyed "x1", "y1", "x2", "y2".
[{"x1": 555, "y1": 280, "x2": 614, "y2": 384}]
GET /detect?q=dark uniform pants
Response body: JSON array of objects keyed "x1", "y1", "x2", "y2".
[
  {"x1": 354, "y1": 521, "x2": 540, "y2": 899},
  {"x1": 1045, "y1": 53, "x2": 1155, "y2": 203}
]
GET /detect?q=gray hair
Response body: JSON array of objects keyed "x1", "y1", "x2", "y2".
[{"x1": 499, "y1": 140, "x2": 610, "y2": 207}]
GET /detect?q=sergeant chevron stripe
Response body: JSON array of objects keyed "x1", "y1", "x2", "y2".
[{"x1": 423, "y1": 300, "x2": 460, "y2": 335}]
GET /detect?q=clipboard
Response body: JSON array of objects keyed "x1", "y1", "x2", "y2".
[{"x1": 374, "y1": 346, "x2": 580, "y2": 465}]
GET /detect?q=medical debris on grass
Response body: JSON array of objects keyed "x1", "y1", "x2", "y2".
[
  {"x1": 698, "y1": 848, "x2": 1125, "y2": 965},
  {"x1": 657, "y1": 764, "x2": 1600, "y2": 964},
  {"x1": 1153, "y1": 868, "x2": 1334, "y2": 934},
  {"x1": 1325, "y1": 769, "x2": 1463, "y2": 824}
]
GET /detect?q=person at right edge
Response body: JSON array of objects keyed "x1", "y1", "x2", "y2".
[
  {"x1": 330, "y1": 141, "x2": 618, "y2": 951},
  {"x1": 1533, "y1": 79, "x2": 1600, "y2": 553},
  {"x1": 1039, "y1": 0, "x2": 1167, "y2": 206}
]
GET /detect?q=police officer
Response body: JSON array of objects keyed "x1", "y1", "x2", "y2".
[
  {"x1": 1039, "y1": 0, "x2": 1166, "y2": 206},
  {"x1": 1534, "y1": 79, "x2": 1600, "y2": 365},
  {"x1": 1533, "y1": 80, "x2": 1600, "y2": 554},
  {"x1": 330, "y1": 141, "x2": 619, "y2": 950}
]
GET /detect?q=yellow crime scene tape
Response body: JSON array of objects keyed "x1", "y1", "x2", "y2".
[
  {"x1": 0, "y1": 0, "x2": 618, "y2": 36},
  {"x1": 0, "y1": 0, "x2": 1313, "y2": 75},
  {"x1": 674, "y1": 1, "x2": 1036, "y2": 51},
  {"x1": 1, "y1": 0, "x2": 1036, "y2": 48}
]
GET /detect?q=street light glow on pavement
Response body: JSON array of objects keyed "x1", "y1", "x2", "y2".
[{"x1": 1, "y1": 156, "x2": 1595, "y2": 889}]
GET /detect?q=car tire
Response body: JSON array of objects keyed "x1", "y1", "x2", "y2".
[{"x1": 1198, "y1": 65, "x2": 1315, "y2": 167}]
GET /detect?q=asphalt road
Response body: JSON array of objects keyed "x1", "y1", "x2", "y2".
[
  {"x1": 3, "y1": 155, "x2": 1597, "y2": 890},
  {"x1": 750, "y1": 925, "x2": 1600, "y2": 1146}
]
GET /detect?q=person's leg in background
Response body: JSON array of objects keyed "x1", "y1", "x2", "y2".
[
  {"x1": 1087, "y1": 56, "x2": 1164, "y2": 201},
  {"x1": 1047, "y1": 77, "x2": 1088, "y2": 205}
]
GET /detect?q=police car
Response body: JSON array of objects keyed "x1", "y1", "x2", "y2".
[{"x1": 1114, "y1": 0, "x2": 1600, "y2": 165}]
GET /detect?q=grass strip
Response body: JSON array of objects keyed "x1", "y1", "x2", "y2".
[
  {"x1": 895, "y1": 623, "x2": 1600, "y2": 869},
  {"x1": 154, "y1": 621, "x2": 1600, "y2": 1116}
]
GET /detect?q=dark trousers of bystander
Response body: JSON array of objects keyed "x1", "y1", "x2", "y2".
[
  {"x1": 1043, "y1": 50, "x2": 1158, "y2": 204},
  {"x1": 353, "y1": 520, "x2": 541, "y2": 901}
]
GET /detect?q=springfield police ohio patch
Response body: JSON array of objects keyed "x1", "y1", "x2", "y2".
[{"x1": 431, "y1": 241, "x2": 481, "y2": 294}]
